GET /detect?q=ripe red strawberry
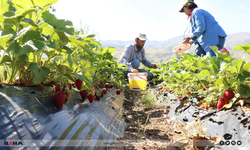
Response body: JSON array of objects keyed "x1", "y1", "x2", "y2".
[
  {"x1": 54, "y1": 85, "x2": 61, "y2": 92},
  {"x1": 98, "y1": 84, "x2": 102, "y2": 88},
  {"x1": 50, "y1": 81, "x2": 55, "y2": 86},
  {"x1": 96, "y1": 95, "x2": 101, "y2": 101},
  {"x1": 80, "y1": 90, "x2": 88, "y2": 101},
  {"x1": 102, "y1": 88, "x2": 107, "y2": 95},
  {"x1": 62, "y1": 85, "x2": 67, "y2": 91},
  {"x1": 217, "y1": 97, "x2": 225, "y2": 110},
  {"x1": 75, "y1": 79, "x2": 83, "y2": 90},
  {"x1": 200, "y1": 106, "x2": 205, "y2": 109},
  {"x1": 224, "y1": 97, "x2": 230, "y2": 104},
  {"x1": 68, "y1": 83, "x2": 72, "y2": 90},
  {"x1": 116, "y1": 89, "x2": 121, "y2": 95},
  {"x1": 87, "y1": 94, "x2": 95, "y2": 103},
  {"x1": 224, "y1": 91, "x2": 234, "y2": 104},
  {"x1": 100, "y1": 80, "x2": 103, "y2": 85},
  {"x1": 224, "y1": 91, "x2": 234, "y2": 98},
  {"x1": 55, "y1": 92, "x2": 66, "y2": 109},
  {"x1": 105, "y1": 83, "x2": 110, "y2": 89}
]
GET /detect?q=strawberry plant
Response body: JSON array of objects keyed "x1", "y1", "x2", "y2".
[
  {"x1": 149, "y1": 45, "x2": 250, "y2": 110},
  {"x1": 2, "y1": 0, "x2": 249, "y2": 114}
]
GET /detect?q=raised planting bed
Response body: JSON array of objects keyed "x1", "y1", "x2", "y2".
[{"x1": 0, "y1": 84, "x2": 125, "y2": 149}]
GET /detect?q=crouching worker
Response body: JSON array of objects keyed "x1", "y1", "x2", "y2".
[
  {"x1": 119, "y1": 33, "x2": 157, "y2": 81},
  {"x1": 180, "y1": 0, "x2": 227, "y2": 57}
]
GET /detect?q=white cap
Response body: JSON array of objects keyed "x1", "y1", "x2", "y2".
[{"x1": 137, "y1": 33, "x2": 148, "y2": 41}]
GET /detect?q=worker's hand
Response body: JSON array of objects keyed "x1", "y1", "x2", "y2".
[
  {"x1": 182, "y1": 37, "x2": 191, "y2": 44},
  {"x1": 151, "y1": 64, "x2": 157, "y2": 68},
  {"x1": 130, "y1": 69, "x2": 139, "y2": 73}
]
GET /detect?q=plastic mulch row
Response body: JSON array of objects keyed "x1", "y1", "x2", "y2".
[
  {"x1": 158, "y1": 93, "x2": 250, "y2": 150},
  {"x1": 0, "y1": 85, "x2": 125, "y2": 150}
]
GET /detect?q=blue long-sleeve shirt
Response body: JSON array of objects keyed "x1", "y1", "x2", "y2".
[
  {"x1": 190, "y1": 8, "x2": 227, "y2": 52},
  {"x1": 119, "y1": 43, "x2": 152, "y2": 70}
]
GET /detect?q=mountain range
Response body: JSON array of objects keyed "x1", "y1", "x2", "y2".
[{"x1": 100, "y1": 32, "x2": 250, "y2": 63}]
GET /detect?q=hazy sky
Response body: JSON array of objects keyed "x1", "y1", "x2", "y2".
[{"x1": 53, "y1": 0, "x2": 250, "y2": 41}]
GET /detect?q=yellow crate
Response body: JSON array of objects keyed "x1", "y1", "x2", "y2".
[{"x1": 128, "y1": 73, "x2": 148, "y2": 91}]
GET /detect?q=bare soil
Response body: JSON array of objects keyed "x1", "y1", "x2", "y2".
[{"x1": 107, "y1": 91, "x2": 193, "y2": 150}]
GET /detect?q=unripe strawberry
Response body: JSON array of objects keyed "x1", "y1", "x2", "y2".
[
  {"x1": 90, "y1": 88, "x2": 96, "y2": 96},
  {"x1": 61, "y1": 65, "x2": 66, "y2": 75}
]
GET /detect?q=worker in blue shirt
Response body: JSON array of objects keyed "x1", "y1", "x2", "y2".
[
  {"x1": 180, "y1": 0, "x2": 227, "y2": 57},
  {"x1": 119, "y1": 33, "x2": 157, "y2": 80}
]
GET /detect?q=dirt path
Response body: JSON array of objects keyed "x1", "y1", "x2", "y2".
[{"x1": 107, "y1": 91, "x2": 193, "y2": 150}]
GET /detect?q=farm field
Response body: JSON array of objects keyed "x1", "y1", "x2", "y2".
[{"x1": 1, "y1": 0, "x2": 250, "y2": 150}]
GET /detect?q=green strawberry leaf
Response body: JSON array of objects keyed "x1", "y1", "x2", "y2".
[
  {"x1": 68, "y1": 54, "x2": 73, "y2": 68},
  {"x1": 0, "y1": 55, "x2": 11, "y2": 64},
  {"x1": 237, "y1": 71, "x2": 250, "y2": 82},
  {"x1": 0, "y1": 34, "x2": 12, "y2": 49},
  {"x1": 238, "y1": 83, "x2": 250, "y2": 98},
  {"x1": 29, "y1": 63, "x2": 50, "y2": 84},
  {"x1": 197, "y1": 70, "x2": 210, "y2": 79},
  {"x1": 21, "y1": 30, "x2": 45, "y2": 51},
  {"x1": 32, "y1": 0, "x2": 58, "y2": 9},
  {"x1": 233, "y1": 43, "x2": 250, "y2": 55},
  {"x1": 0, "y1": 0, "x2": 9, "y2": 15},
  {"x1": 243, "y1": 62, "x2": 250, "y2": 70},
  {"x1": 42, "y1": 11, "x2": 74, "y2": 35},
  {"x1": 232, "y1": 59, "x2": 244, "y2": 73}
]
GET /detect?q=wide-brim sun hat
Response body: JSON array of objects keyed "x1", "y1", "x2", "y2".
[{"x1": 179, "y1": 0, "x2": 194, "y2": 12}]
